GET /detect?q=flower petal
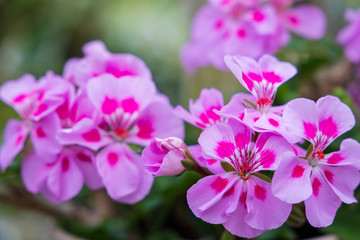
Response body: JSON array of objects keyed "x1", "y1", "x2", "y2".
[
  {"x1": 0, "y1": 119, "x2": 29, "y2": 170},
  {"x1": 304, "y1": 169, "x2": 342, "y2": 227},
  {"x1": 272, "y1": 152, "x2": 313, "y2": 203}
]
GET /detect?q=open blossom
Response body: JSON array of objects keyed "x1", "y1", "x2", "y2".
[
  {"x1": 272, "y1": 96, "x2": 360, "y2": 227},
  {"x1": 337, "y1": 8, "x2": 360, "y2": 63},
  {"x1": 0, "y1": 72, "x2": 69, "y2": 170},
  {"x1": 58, "y1": 74, "x2": 184, "y2": 203},
  {"x1": 219, "y1": 54, "x2": 299, "y2": 142},
  {"x1": 174, "y1": 88, "x2": 224, "y2": 130},
  {"x1": 187, "y1": 119, "x2": 293, "y2": 238},
  {"x1": 21, "y1": 146, "x2": 103, "y2": 203},
  {"x1": 181, "y1": 0, "x2": 326, "y2": 74},
  {"x1": 63, "y1": 40, "x2": 152, "y2": 87},
  {"x1": 142, "y1": 137, "x2": 187, "y2": 176}
]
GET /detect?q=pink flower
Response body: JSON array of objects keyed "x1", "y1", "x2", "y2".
[
  {"x1": 272, "y1": 96, "x2": 360, "y2": 227},
  {"x1": 174, "y1": 88, "x2": 224, "y2": 130},
  {"x1": 142, "y1": 137, "x2": 187, "y2": 176},
  {"x1": 187, "y1": 119, "x2": 293, "y2": 238},
  {"x1": 0, "y1": 72, "x2": 69, "y2": 170},
  {"x1": 21, "y1": 146, "x2": 103, "y2": 203},
  {"x1": 181, "y1": 1, "x2": 326, "y2": 74},
  {"x1": 58, "y1": 74, "x2": 184, "y2": 203},
  {"x1": 63, "y1": 40, "x2": 152, "y2": 87},
  {"x1": 220, "y1": 54, "x2": 299, "y2": 142},
  {"x1": 337, "y1": 8, "x2": 360, "y2": 63}
]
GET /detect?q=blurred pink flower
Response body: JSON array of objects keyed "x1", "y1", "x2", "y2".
[{"x1": 337, "y1": 8, "x2": 360, "y2": 63}]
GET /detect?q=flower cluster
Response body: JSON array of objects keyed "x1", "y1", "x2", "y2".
[
  {"x1": 181, "y1": 0, "x2": 326, "y2": 74},
  {"x1": 0, "y1": 40, "x2": 184, "y2": 203},
  {"x1": 144, "y1": 54, "x2": 360, "y2": 238},
  {"x1": 337, "y1": 7, "x2": 360, "y2": 63}
]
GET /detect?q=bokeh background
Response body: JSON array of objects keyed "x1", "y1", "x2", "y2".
[{"x1": 0, "y1": 0, "x2": 360, "y2": 239}]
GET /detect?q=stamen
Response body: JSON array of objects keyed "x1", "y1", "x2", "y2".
[
  {"x1": 313, "y1": 151, "x2": 325, "y2": 159},
  {"x1": 115, "y1": 128, "x2": 128, "y2": 140},
  {"x1": 257, "y1": 98, "x2": 273, "y2": 106}
]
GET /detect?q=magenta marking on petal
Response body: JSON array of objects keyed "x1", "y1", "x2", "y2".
[
  {"x1": 13, "y1": 94, "x2": 27, "y2": 103},
  {"x1": 262, "y1": 72, "x2": 282, "y2": 83},
  {"x1": 215, "y1": 141, "x2": 235, "y2": 159},
  {"x1": 327, "y1": 153, "x2": 343, "y2": 164},
  {"x1": 239, "y1": 112, "x2": 245, "y2": 121},
  {"x1": 288, "y1": 15, "x2": 299, "y2": 25},
  {"x1": 77, "y1": 153, "x2": 92, "y2": 162},
  {"x1": 253, "y1": 11, "x2": 265, "y2": 22},
  {"x1": 62, "y1": 157, "x2": 70, "y2": 172},
  {"x1": 303, "y1": 122, "x2": 317, "y2": 139},
  {"x1": 312, "y1": 177, "x2": 321, "y2": 197},
  {"x1": 15, "y1": 135, "x2": 24, "y2": 146},
  {"x1": 254, "y1": 185, "x2": 266, "y2": 201},
  {"x1": 240, "y1": 192, "x2": 247, "y2": 206},
  {"x1": 236, "y1": 28, "x2": 246, "y2": 38},
  {"x1": 324, "y1": 170, "x2": 334, "y2": 184},
  {"x1": 82, "y1": 129, "x2": 101, "y2": 142},
  {"x1": 268, "y1": 118, "x2": 279, "y2": 127},
  {"x1": 242, "y1": 72, "x2": 254, "y2": 91},
  {"x1": 291, "y1": 165, "x2": 305, "y2": 178},
  {"x1": 207, "y1": 159, "x2": 217, "y2": 165},
  {"x1": 105, "y1": 61, "x2": 136, "y2": 78},
  {"x1": 57, "y1": 102, "x2": 69, "y2": 120},
  {"x1": 235, "y1": 133, "x2": 249, "y2": 150},
  {"x1": 254, "y1": 117, "x2": 259, "y2": 122},
  {"x1": 248, "y1": 72, "x2": 262, "y2": 82},
  {"x1": 33, "y1": 104, "x2": 48, "y2": 116},
  {"x1": 137, "y1": 121, "x2": 153, "y2": 139},
  {"x1": 101, "y1": 97, "x2": 118, "y2": 115},
  {"x1": 36, "y1": 127, "x2": 46, "y2": 138},
  {"x1": 214, "y1": 19, "x2": 224, "y2": 30},
  {"x1": 260, "y1": 150, "x2": 276, "y2": 168},
  {"x1": 107, "y1": 152, "x2": 118, "y2": 167},
  {"x1": 224, "y1": 186, "x2": 235, "y2": 197},
  {"x1": 120, "y1": 98, "x2": 139, "y2": 114},
  {"x1": 319, "y1": 117, "x2": 338, "y2": 138},
  {"x1": 210, "y1": 177, "x2": 228, "y2": 194}
]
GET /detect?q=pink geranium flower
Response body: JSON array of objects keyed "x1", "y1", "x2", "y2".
[
  {"x1": 22, "y1": 146, "x2": 103, "y2": 203},
  {"x1": 272, "y1": 96, "x2": 360, "y2": 227},
  {"x1": 58, "y1": 74, "x2": 184, "y2": 203},
  {"x1": 220, "y1": 54, "x2": 299, "y2": 142},
  {"x1": 337, "y1": 8, "x2": 360, "y2": 63},
  {"x1": 63, "y1": 40, "x2": 152, "y2": 87},
  {"x1": 0, "y1": 72, "x2": 69, "y2": 170},
  {"x1": 187, "y1": 119, "x2": 293, "y2": 238},
  {"x1": 174, "y1": 88, "x2": 224, "y2": 130}
]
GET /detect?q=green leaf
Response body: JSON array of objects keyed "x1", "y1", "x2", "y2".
[
  {"x1": 253, "y1": 173, "x2": 272, "y2": 183},
  {"x1": 221, "y1": 162, "x2": 235, "y2": 172},
  {"x1": 220, "y1": 229, "x2": 235, "y2": 240},
  {"x1": 181, "y1": 159, "x2": 196, "y2": 171}
]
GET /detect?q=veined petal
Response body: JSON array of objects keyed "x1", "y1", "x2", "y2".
[
  {"x1": 319, "y1": 164, "x2": 359, "y2": 204},
  {"x1": 272, "y1": 152, "x2": 313, "y2": 203},
  {"x1": 0, "y1": 119, "x2": 30, "y2": 170},
  {"x1": 316, "y1": 95, "x2": 355, "y2": 141},
  {"x1": 283, "y1": 98, "x2": 319, "y2": 142},
  {"x1": 245, "y1": 176, "x2": 292, "y2": 230},
  {"x1": 217, "y1": 92, "x2": 255, "y2": 121},
  {"x1": 198, "y1": 122, "x2": 236, "y2": 161},
  {"x1": 322, "y1": 138, "x2": 360, "y2": 169},
  {"x1": 188, "y1": 145, "x2": 224, "y2": 175},
  {"x1": 304, "y1": 169, "x2": 342, "y2": 228},
  {"x1": 255, "y1": 132, "x2": 293, "y2": 171},
  {"x1": 258, "y1": 54, "x2": 297, "y2": 87},
  {"x1": 127, "y1": 97, "x2": 184, "y2": 146},
  {"x1": 187, "y1": 173, "x2": 239, "y2": 224}
]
